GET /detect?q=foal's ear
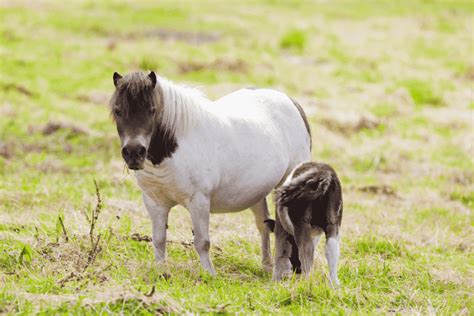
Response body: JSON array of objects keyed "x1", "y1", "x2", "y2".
[
  {"x1": 148, "y1": 71, "x2": 157, "y2": 88},
  {"x1": 113, "y1": 72, "x2": 122, "y2": 87}
]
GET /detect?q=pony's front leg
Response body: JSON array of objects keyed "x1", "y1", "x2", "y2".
[
  {"x1": 143, "y1": 193, "x2": 170, "y2": 263},
  {"x1": 187, "y1": 193, "x2": 216, "y2": 276}
]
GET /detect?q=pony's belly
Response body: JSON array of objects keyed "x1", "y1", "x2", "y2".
[
  {"x1": 209, "y1": 181, "x2": 277, "y2": 213},
  {"x1": 209, "y1": 196, "x2": 261, "y2": 213}
]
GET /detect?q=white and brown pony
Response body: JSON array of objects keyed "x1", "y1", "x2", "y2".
[{"x1": 109, "y1": 71, "x2": 311, "y2": 275}]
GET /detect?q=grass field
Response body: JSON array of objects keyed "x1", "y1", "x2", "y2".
[{"x1": 1, "y1": 0, "x2": 473, "y2": 314}]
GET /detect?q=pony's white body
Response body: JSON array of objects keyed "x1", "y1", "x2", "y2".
[
  {"x1": 131, "y1": 78, "x2": 311, "y2": 274},
  {"x1": 136, "y1": 88, "x2": 310, "y2": 211}
]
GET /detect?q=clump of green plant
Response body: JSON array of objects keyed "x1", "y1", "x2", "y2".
[
  {"x1": 279, "y1": 29, "x2": 307, "y2": 52},
  {"x1": 139, "y1": 56, "x2": 159, "y2": 71},
  {"x1": 399, "y1": 79, "x2": 444, "y2": 107}
]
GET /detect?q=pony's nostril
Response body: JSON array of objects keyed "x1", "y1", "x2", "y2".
[
  {"x1": 138, "y1": 146, "x2": 146, "y2": 158},
  {"x1": 122, "y1": 147, "x2": 130, "y2": 158}
]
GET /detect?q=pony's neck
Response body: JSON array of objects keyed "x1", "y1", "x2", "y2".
[{"x1": 156, "y1": 77, "x2": 209, "y2": 138}]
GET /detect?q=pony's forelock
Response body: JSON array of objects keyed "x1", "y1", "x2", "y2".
[{"x1": 109, "y1": 71, "x2": 209, "y2": 137}]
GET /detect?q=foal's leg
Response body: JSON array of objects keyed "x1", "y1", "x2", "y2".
[
  {"x1": 250, "y1": 198, "x2": 272, "y2": 272},
  {"x1": 294, "y1": 223, "x2": 314, "y2": 276},
  {"x1": 294, "y1": 205, "x2": 315, "y2": 276},
  {"x1": 325, "y1": 228, "x2": 340, "y2": 287},
  {"x1": 272, "y1": 214, "x2": 293, "y2": 280},
  {"x1": 142, "y1": 193, "x2": 170, "y2": 263},
  {"x1": 187, "y1": 193, "x2": 215, "y2": 275}
]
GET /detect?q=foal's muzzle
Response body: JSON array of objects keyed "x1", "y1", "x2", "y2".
[{"x1": 122, "y1": 143, "x2": 146, "y2": 170}]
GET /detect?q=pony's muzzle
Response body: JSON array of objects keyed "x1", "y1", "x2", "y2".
[{"x1": 122, "y1": 143, "x2": 146, "y2": 170}]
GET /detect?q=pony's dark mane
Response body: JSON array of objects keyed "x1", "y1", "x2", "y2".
[{"x1": 110, "y1": 72, "x2": 206, "y2": 137}]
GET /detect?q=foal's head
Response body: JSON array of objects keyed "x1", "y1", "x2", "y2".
[{"x1": 109, "y1": 71, "x2": 161, "y2": 170}]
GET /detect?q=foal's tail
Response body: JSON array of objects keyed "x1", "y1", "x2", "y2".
[{"x1": 276, "y1": 170, "x2": 333, "y2": 235}]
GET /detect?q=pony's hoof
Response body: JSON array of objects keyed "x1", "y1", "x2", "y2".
[
  {"x1": 155, "y1": 257, "x2": 166, "y2": 265},
  {"x1": 263, "y1": 264, "x2": 273, "y2": 273},
  {"x1": 330, "y1": 278, "x2": 340, "y2": 288}
]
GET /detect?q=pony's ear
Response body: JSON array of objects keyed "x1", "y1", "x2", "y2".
[
  {"x1": 148, "y1": 71, "x2": 157, "y2": 88},
  {"x1": 113, "y1": 72, "x2": 122, "y2": 87}
]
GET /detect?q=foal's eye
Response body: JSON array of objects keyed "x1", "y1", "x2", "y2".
[
  {"x1": 114, "y1": 108, "x2": 122, "y2": 117},
  {"x1": 150, "y1": 107, "x2": 156, "y2": 115}
]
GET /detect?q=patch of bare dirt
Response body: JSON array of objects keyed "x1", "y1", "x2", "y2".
[
  {"x1": 108, "y1": 29, "x2": 221, "y2": 45},
  {"x1": 283, "y1": 54, "x2": 316, "y2": 66},
  {"x1": 0, "y1": 142, "x2": 14, "y2": 159},
  {"x1": 460, "y1": 64, "x2": 474, "y2": 81},
  {"x1": 319, "y1": 111, "x2": 381, "y2": 135},
  {"x1": 0, "y1": 102, "x2": 17, "y2": 118},
  {"x1": 130, "y1": 233, "x2": 152, "y2": 242},
  {"x1": 430, "y1": 267, "x2": 469, "y2": 287},
  {"x1": 34, "y1": 159, "x2": 71, "y2": 174},
  {"x1": 76, "y1": 91, "x2": 110, "y2": 105},
  {"x1": 128, "y1": 233, "x2": 195, "y2": 248},
  {"x1": 107, "y1": 198, "x2": 141, "y2": 213},
  {"x1": 1, "y1": 133, "x2": 98, "y2": 161},
  {"x1": 383, "y1": 88, "x2": 415, "y2": 108},
  {"x1": 178, "y1": 58, "x2": 248, "y2": 74},
  {"x1": 450, "y1": 170, "x2": 474, "y2": 185},
  {"x1": 140, "y1": 29, "x2": 221, "y2": 45},
  {"x1": 9, "y1": 286, "x2": 181, "y2": 313},
  {"x1": 39, "y1": 121, "x2": 89, "y2": 136},
  {"x1": 1, "y1": 82, "x2": 34, "y2": 97},
  {"x1": 357, "y1": 185, "x2": 399, "y2": 198}
]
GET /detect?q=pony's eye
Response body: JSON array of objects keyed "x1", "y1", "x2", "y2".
[
  {"x1": 150, "y1": 107, "x2": 156, "y2": 115},
  {"x1": 114, "y1": 108, "x2": 122, "y2": 117}
]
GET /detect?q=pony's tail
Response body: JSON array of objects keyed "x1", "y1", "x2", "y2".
[{"x1": 276, "y1": 171, "x2": 333, "y2": 235}]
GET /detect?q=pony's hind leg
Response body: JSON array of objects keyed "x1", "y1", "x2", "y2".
[{"x1": 250, "y1": 198, "x2": 273, "y2": 272}]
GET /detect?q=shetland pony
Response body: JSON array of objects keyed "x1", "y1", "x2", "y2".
[{"x1": 109, "y1": 71, "x2": 311, "y2": 275}]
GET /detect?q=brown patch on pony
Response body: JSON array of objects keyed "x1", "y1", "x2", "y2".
[{"x1": 147, "y1": 123, "x2": 179, "y2": 165}]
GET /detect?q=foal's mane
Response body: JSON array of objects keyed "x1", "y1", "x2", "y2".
[{"x1": 110, "y1": 72, "x2": 209, "y2": 137}]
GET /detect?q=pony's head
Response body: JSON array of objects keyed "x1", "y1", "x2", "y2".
[{"x1": 109, "y1": 71, "x2": 161, "y2": 170}]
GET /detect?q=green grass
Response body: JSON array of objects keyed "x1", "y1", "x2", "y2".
[
  {"x1": 279, "y1": 29, "x2": 307, "y2": 52},
  {"x1": 399, "y1": 79, "x2": 444, "y2": 107},
  {"x1": 1, "y1": 0, "x2": 473, "y2": 314}
]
